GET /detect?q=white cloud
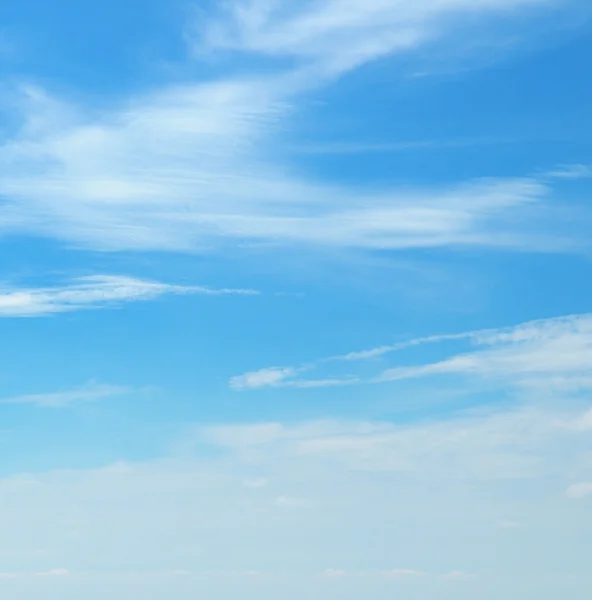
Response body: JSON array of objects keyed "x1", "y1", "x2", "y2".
[
  {"x1": 0, "y1": 382, "x2": 132, "y2": 408},
  {"x1": 0, "y1": 85, "x2": 555, "y2": 253},
  {"x1": 0, "y1": 275, "x2": 257, "y2": 317},
  {"x1": 230, "y1": 313, "x2": 592, "y2": 394},
  {"x1": 565, "y1": 482, "x2": 592, "y2": 500},
  {"x1": 543, "y1": 164, "x2": 592, "y2": 180},
  {"x1": 0, "y1": 0, "x2": 582, "y2": 256},
  {"x1": 230, "y1": 365, "x2": 360, "y2": 390},
  {"x1": 0, "y1": 403, "x2": 591, "y2": 598},
  {"x1": 329, "y1": 331, "x2": 475, "y2": 362},
  {"x1": 195, "y1": 0, "x2": 569, "y2": 78},
  {"x1": 378, "y1": 314, "x2": 592, "y2": 388},
  {"x1": 230, "y1": 367, "x2": 299, "y2": 390}
]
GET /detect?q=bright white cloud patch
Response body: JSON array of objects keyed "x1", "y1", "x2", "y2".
[{"x1": 0, "y1": 275, "x2": 257, "y2": 316}]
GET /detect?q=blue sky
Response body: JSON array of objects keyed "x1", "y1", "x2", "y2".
[{"x1": 1, "y1": 0, "x2": 592, "y2": 598}]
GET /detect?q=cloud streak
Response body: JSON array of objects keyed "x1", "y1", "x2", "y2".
[
  {"x1": 0, "y1": 0, "x2": 584, "y2": 255},
  {"x1": 0, "y1": 275, "x2": 258, "y2": 317},
  {"x1": 195, "y1": 0, "x2": 571, "y2": 78},
  {"x1": 0, "y1": 382, "x2": 133, "y2": 408},
  {"x1": 230, "y1": 313, "x2": 592, "y2": 392}
]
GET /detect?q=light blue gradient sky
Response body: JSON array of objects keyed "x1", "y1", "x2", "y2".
[{"x1": 1, "y1": 1, "x2": 592, "y2": 598}]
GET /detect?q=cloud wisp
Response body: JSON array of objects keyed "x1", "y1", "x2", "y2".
[
  {"x1": 0, "y1": 0, "x2": 585, "y2": 255},
  {"x1": 0, "y1": 275, "x2": 258, "y2": 317},
  {"x1": 194, "y1": 0, "x2": 573, "y2": 78},
  {"x1": 0, "y1": 382, "x2": 133, "y2": 408},
  {"x1": 229, "y1": 313, "x2": 592, "y2": 393}
]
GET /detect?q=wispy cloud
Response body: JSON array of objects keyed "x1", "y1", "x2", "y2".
[
  {"x1": 0, "y1": 275, "x2": 258, "y2": 317},
  {"x1": 230, "y1": 367, "x2": 301, "y2": 390},
  {"x1": 194, "y1": 0, "x2": 571, "y2": 78},
  {"x1": 0, "y1": 0, "x2": 584, "y2": 255},
  {"x1": 0, "y1": 382, "x2": 133, "y2": 408},
  {"x1": 542, "y1": 164, "x2": 592, "y2": 180},
  {"x1": 229, "y1": 366, "x2": 360, "y2": 390},
  {"x1": 378, "y1": 314, "x2": 592, "y2": 388},
  {"x1": 230, "y1": 313, "x2": 592, "y2": 392},
  {"x1": 0, "y1": 84, "x2": 558, "y2": 253}
]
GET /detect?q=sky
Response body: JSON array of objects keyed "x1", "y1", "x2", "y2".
[{"x1": 1, "y1": 0, "x2": 592, "y2": 598}]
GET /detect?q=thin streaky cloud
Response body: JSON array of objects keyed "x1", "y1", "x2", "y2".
[
  {"x1": 0, "y1": 382, "x2": 132, "y2": 408},
  {"x1": 230, "y1": 313, "x2": 592, "y2": 391},
  {"x1": 195, "y1": 0, "x2": 571, "y2": 78},
  {"x1": 0, "y1": 0, "x2": 585, "y2": 256},
  {"x1": 328, "y1": 332, "x2": 478, "y2": 362},
  {"x1": 0, "y1": 275, "x2": 258, "y2": 317},
  {"x1": 542, "y1": 164, "x2": 592, "y2": 180},
  {"x1": 230, "y1": 365, "x2": 360, "y2": 390}
]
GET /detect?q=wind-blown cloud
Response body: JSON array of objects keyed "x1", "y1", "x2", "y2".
[
  {"x1": 0, "y1": 382, "x2": 133, "y2": 408},
  {"x1": 195, "y1": 0, "x2": 572, "y2": 78},
  {"x1": 0, "y1": 0, "x2": 584, "y2": 254},
  {"x1": 0, "y1": 275, "x2": 257, "y2": 317},
  {"x1": 229, "y1": 366, "x2": 360, "y2": 390},
  {"x1": 378, "y1": 314, "x2": 592, "y2": 388},
  {"x1": 230, "y1": 313, "x2": 592, "y2": 392},
  {"x1": 0, "y1": 84, "x2": 556, "y2": 253}
]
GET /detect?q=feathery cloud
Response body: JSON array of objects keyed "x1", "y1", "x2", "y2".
[
  {"x1": 195, "y1": 0, "x2": 571, "y2": 78},
  {"x1": 0, "y1": 275, "x2": 257, "y2": 317},
  {"x1": 0, "y1": 0, "x2": 583, "y2": 255},
  {"x1": 229, "y1": 313, "x2": 592, "y2": 392},
  {"x1": 0, "y1": 382, "x2": 133, "y2": 408}
]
